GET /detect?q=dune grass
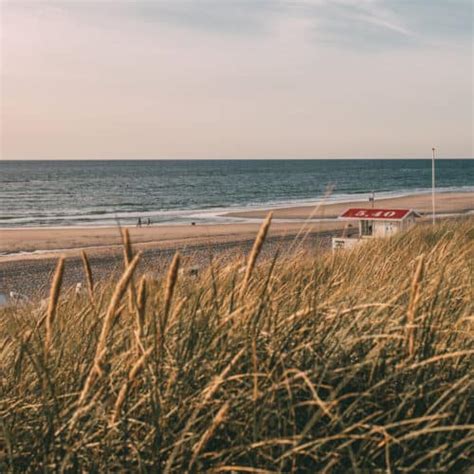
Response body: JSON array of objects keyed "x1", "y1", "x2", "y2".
[{"x1": 0, "y1": 219, "x2": 473, "y2": 472}]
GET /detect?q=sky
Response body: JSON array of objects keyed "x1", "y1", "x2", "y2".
[{"x1": 1, "y1": 0, "x2": 472, "y2": 159}]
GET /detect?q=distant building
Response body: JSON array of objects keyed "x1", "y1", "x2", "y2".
[{"x1": 332, "y1": 208, "x2": 421, "y2": 250}]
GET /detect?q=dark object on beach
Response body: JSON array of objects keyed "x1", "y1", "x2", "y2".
[
  {"x1": 191, "y1": 222, "x2": 196, "y2": 226},
  {"x1": 137, "y1": 217, "x2": 142, "y2": 228},
  {"x1": 147, "y1": 218, "x2": 151, "y2": 226}
]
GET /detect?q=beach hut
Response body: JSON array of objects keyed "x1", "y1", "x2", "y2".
[{"x1": 332, "y1": 208, "x2": 420, "y2": 250}]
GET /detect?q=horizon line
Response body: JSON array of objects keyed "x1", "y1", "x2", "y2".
[{"x1": 1, "y1": 157, "x2": 473, "y2": 162}]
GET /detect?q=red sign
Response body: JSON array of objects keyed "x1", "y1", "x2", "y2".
[{"x1": 340, "y1": 208, "x2": 411, "y2": 220}]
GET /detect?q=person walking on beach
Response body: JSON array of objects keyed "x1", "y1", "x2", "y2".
[
  {"x1": 147, "y1": 218, "x2": 151, "y2": 226},
  {"x1": 137, "y1": 217, "x2": 142, "y2": 228}
]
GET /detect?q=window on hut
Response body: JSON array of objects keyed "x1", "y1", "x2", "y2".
[{"x1": 361, "y1": 220, "x2": 373, "y2": 236}]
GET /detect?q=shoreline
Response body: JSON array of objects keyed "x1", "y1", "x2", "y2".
[
  {"x1": 1, "y1": 191, "x2": 473, "y2": 299},
  {"x1": 1, "y1": 187, "x2": 472, "y2": 229},
  {"x1": 1, "y1": 191, "x2": 473, "y2": 262}
]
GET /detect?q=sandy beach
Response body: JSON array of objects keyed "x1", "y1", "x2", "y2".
[
  {"x1": 224, "y1": 191, "x2": 474, "y2": 220},
  {"x1": 0, "y1": 225, "x2": 345, "y2": 300},
  {"x1": 1, "y1": 192, "x2": 472, "y2": 260},
  {"x1": 0, "y1": 221, "x2": 348, "y2": 261},
  {"x1": 0, "y1": 191, "x2": 472, "y2": 299}
]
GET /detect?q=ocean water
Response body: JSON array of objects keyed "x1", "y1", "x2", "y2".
[{"x1": 0, "y1": 159, "x2": 473, "y2": 228}]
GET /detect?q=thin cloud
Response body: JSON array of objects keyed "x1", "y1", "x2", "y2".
[
  {"x1": 1, "y1": 0, "x2": 472, "y2": 159},
  {"x1": 328, "y1": 0, "x2": 411, "y2": 36}
]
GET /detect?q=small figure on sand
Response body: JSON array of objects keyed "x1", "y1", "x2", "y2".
[
  {"x1": 137, "y1": 217, "x2": 142, "y2": 228},
  {"x1": 147, "y1": 218, "x2": 151, "y2": 226}
]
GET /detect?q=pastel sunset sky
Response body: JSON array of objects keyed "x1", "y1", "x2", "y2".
[{"x1": 1, "y1": 0, "x2": 472, "y2": 159}]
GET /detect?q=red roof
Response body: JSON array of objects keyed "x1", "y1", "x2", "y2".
[{"x1": 340, "y1": 208, "x2": 416, "y2": 220}]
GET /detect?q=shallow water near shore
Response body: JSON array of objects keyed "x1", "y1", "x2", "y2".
[{"x1": 1, "y1": 159, "x2": 473, "y2": 227}]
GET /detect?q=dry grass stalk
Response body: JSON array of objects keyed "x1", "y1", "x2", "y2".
[
  {"x1": 122, "y1": 228, "x2": 133, "y2": 266},
  {"x1": 45, "y1": 256, "x2": 65, "y2": 356},
  {"x1": 289, "y1": 184, "x2": 335, "y2": 253},
  {"x1": 136, "y1": 275, "x2": 147, "y2": 332},
  {"x1": 406, "y1": 254, "x2": 425, "y2": 359},
  {"x1": 2, "y1": 218, "x2": 473, "y2": 472},
  {"x1": 164, "y1": 347, "x2": 245, "y2": 473},
  {"x1": 133, "y1": 275, "x2": 147, "y2": 353},
  {"x1": 110, "y1": 346, "x2": 153, "y2": 424},
  {"x1": 122, "y1": 228, "x2": 137, "y2": 314},
  {"x1": 136, "y1": 275, "x2": 147, "y2": 314},
  {"x1": 81, "y1": 251, "x2": 95, "y2": 306},
  {"x1": 162, "y1": 252, "x2": 180, "y2": 331},
  {"x1": 252, "y1": 338, "x2": 259, "y2": 402},
  {"x1": 240, "y1": 212, "x2": 272, "y2": 298},
  {"x1": 77, "y1": 252, "x2": 142, "y2": 407},
  {"x1": 188, "y1": 401, "x2": 230, "y2": 470}
]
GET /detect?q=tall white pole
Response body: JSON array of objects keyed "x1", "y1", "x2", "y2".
[{"x1": 432, "y1": 147, "x2": 436, "y2": 225}]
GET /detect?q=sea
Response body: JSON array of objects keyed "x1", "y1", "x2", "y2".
[{"x1": 0, "y1": 159, "x2": 473, "y2": 228}]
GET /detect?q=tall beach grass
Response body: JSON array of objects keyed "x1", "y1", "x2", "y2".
[{"x1": 0, "y1": 218, "x2": 473, "y2": 472}]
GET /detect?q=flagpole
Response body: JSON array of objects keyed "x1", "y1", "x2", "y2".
[{"x1": 432, "y1": 147, "x2": 436, "y2": 225}]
